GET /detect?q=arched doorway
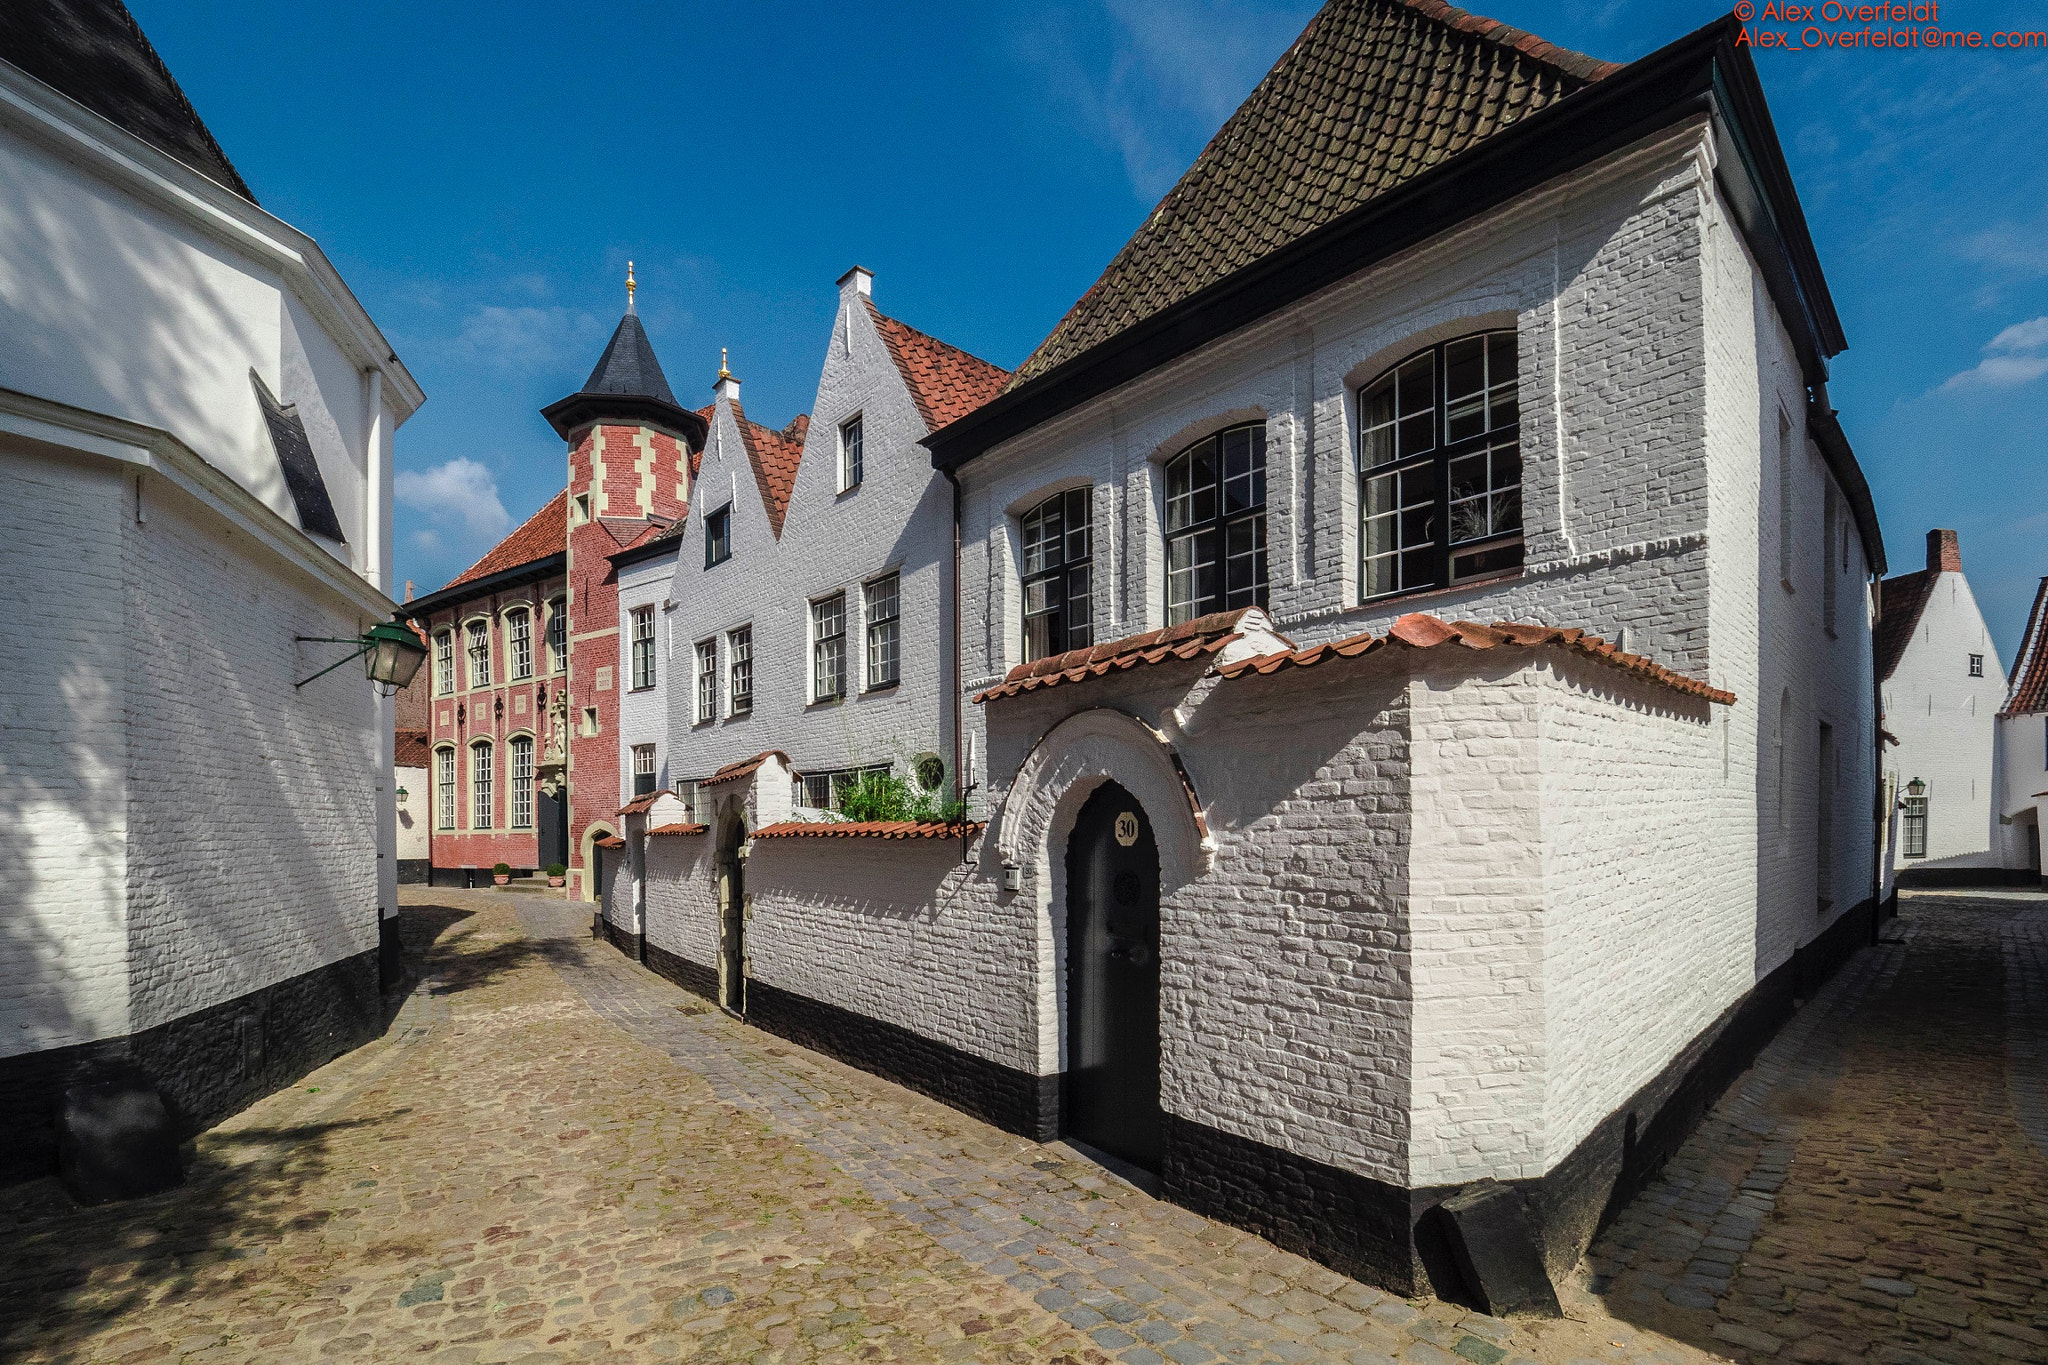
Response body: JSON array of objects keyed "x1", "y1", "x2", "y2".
[
  {"x1": 1063, "y1": 781, "x2": 1161, "y2": 1171},
  {"x1": 716, "y1": 813, "x2": 747, "y2": 1014}
]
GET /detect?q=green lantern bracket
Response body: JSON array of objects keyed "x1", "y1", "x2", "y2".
[{"x1": 295, "y1": 621, "x2": 429, "y2": 689}]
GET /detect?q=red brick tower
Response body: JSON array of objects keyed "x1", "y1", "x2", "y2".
[{"x1": 541, "y1": 268, "x2": 704, "y2": 900}]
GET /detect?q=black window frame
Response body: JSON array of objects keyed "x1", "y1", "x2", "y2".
[
  {"x1": 704, "y1": 504, "x2": 732, "y2": 568},
  {"x1": 694, "y1": 639, "x2": 718, "y2": 724},
  {"x1": 1164, "y1": 423, "x2": 1269, "y2": 624},
  {"x1": 547, "y1": 598, "x2": 567, "y2": 673},
  {"x1": 812, "y1": 592, "x2": 847, "y2": 702},
  {"x1": 1969, "y1": 653, "x2": 1984, "y2": 678},
  {"x1": 1902, "y1": 792, "x2": 1928, "y2": 858},
  {"x1": 728, "y1": 627, "x2": 753, "y2": 714},
  {"x1": 840, "y1": 415, "x2": 864, "y2": 492},
  {"x1": 1020, "y1": 487, "x2": 1092, "y2": 663},
  {"x1": 629, "y1": 606, "x2": 657, "y2": 691},
  {"x1": 632, "y1": 743, "x2": 657, "y2": 797},
  {"x1": 1357, "y1": 330, "x2": 1523, "y2": 602},
  {"x1": 865, "y1": 572, "x2": 900, "y2": 690}
]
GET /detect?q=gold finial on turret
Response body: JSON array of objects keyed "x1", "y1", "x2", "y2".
[
  {"x1": 626, "y1": 260, "x2": 637, "y2": 312},
  {"x1": 719, "y1": 347, "x2": 731, "y2": 380}
]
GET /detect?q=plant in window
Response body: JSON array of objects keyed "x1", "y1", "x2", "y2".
[
  {"x1": 1165, "y1": 424, "x2": 1267, "y2": 624},
  {"x1": 1359, "y1": 330, "x2": 1521, "y2": 599}
]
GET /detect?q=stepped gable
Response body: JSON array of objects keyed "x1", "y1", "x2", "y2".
[
  {"x1": 1, "y1": 0, "x2": 256, "y2": 201},
  {"x1": 866, "y1": 301, "x2": 1011, "y2": 431},
  {"x1": 1009, "y1": 0, "x2": 1616, "y2": 388}
]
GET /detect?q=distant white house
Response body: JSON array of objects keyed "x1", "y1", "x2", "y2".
[
  {"x1": 1876, "y1": 530, "x2": 2011, "y2": 883},
  {"x1": 0, "y1": 2, "x2": 420, "y2": 1183},
  {"x1": 1996, "y1": 575, "x2": 2048, "y2": 884}
]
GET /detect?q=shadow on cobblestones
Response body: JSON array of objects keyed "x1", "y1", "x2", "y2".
[{"x1": 0, "y1": 1110, "x2": 396, "y2": 1357}]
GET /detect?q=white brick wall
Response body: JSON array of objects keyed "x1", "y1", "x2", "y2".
[{"x1": 1881, "y1": 567, "x2": 2005, "y2": 869}]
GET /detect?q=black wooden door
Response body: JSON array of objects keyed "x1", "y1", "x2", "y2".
[
  {"x1": 538, "y1": 789, "x2": 567, "y2": 869},
  {"x1": 1064, "y1": 782, "x2": 1162, "y2": 1170},
  {"x1": 718, "y1": 819, "x2": 747, "y2": 1013}
]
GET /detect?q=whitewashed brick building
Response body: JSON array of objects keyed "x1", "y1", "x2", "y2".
[
  {"x1": 619, "y1": 3, "x2": 1891, "y2": 1299},
  {"x1": 0, "y1": 1, "x2": 420, "y2": 1182},
  {"x1": 1996, "y1": 575, "x2": 2048, "y2": 883}
]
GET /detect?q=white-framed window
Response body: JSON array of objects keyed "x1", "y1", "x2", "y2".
[
  {"x1": 632, "y1": 743, "x2": 657, "y2": 796},
  {"x1": 1165, "y1": 424, "x2": 1268, "y2": 624},
  {"x1": 466, "y1": 619, "x2": 491, "y2": 689},
  {"x1": 1902, "y1": 789, "x2": 1929, "y2": 858},
  {"x1": 434, "y1": 630, "x2": 454, "y2": 694},
  {"x1": 631, "y1": 606, "x2": 657, "y2": 690},
  {"x1": 507, "y1": 608, "x2": 533, "y2": 680},
  {"x1": 695, "y1": 640, "x2": 717, "y2": 723},
  {"x1": 548, "y1": 599, "x2": 567, "y2": 673},
  {"x1": 1020, "y1": 488, "x2": 1092, "y2": 662},
  {"x1": 1358, "y1": 330, "x2": 1521, "y2": 601},
  {"x1": 1969, "y1": 653, "x2": 1984, "y2": 678},
  {"x1": 705, "y1": 505, "x2": 732, "y2": 567},
  {"x1": 581, "y1": 706, "x2": 600, "y2": 736},
  {"x1": 865, "y1": 573, "x2": 900, "y2": 689},
  {"x1": 675, "y1": 778, "x2": 700, "y2": 824},
  {"x1": 839, "y1": 415, "x2": 864, "y2": 492},
  {"x1": 436, "y1": 747, "x2": 456, "y2": 828},
  {"x1": 729, "y1": 627, "x2": 753, "y2": 714},
  {"x1": 470, "y1": 739, "x2": 494, "y2": 830},
  {"x1": 812, "y1": 593, "x2": 847, "y2": 701},
  {"x1": 510, "y1": 735, "x2": 534, "y2": 828}
]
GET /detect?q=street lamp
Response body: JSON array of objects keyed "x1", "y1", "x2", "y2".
[
  {"x1": 295, "y1": 621, "x2": 429, "y2": 689},
  {"x1": 1906, "y1": 777, "x2": 1926, "y2": 798}
]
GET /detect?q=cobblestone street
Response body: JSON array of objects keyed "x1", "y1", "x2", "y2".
[{"x1": 1, "y1": 889, "x2": 2042, "y2": 1364}]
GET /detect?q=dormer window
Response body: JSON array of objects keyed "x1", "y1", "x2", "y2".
[
  {"x1": 1165, "y1": 424, "x2": 1267, "y2": 624},
  {"x1": 839, "y1": 415, "x2": 864, "y2": 492},
  {"x1": 1359, "y1": 330, "x2": 1521, "y2": 600},
  {"x1": 705, "y1": 505, "x2": 732, "y2": 567}
]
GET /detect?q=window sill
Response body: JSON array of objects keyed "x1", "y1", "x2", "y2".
[
  {"x1": 836, "y1": 483, "x2": 862, "y2": 500},
  {"x1": 863, "y1": 679, "x2": 901, "y2": 694},
  {"x1": 629, "y1": 685, "x2": 656, "y2": 694},
  {"x1": 1352, "y1": 566, "x2": 1524, "y2": 615},
  {"x1": 726, "y1": 708, "x2": 753, "y2": 721},
  {"x1": 807, "y1": 695, "x2": 845, "y2": 710}
]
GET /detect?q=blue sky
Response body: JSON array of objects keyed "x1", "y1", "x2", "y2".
[{"x1": 132, "y1": 0, "x2": 2048, "y2": 661}]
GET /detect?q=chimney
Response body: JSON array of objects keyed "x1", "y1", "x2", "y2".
[
  {"x1": 838, "y1": 265, "x2": 873, "y2": 304},
  {"x1": 714, "y1": 346, "x2": 740, "y2": 406},
  {"x1": 1927, "y1": 529, "x2": 1961, "y2": 574}
]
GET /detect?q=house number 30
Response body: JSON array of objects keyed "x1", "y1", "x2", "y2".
[{"x1": 1114, "y1": 811, "x2": 1139, "y2": 847}]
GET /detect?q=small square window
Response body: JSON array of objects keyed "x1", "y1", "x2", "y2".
[
  {"x1": 839, "y1": 416, "x2": 864, "y2": 492},
  {"x1": 705, "y1": 505, "x2": 732, "y2": 567},
  {"x1": 581, "y1": 706, "x2": 600, "y2": 737},
  {"x1": 1969, "y1": 653, "x2": 1984, "y2": 677},
  {"x1": 574, "y1": 493, "x2": 591, "y2": 523},
  {"x1": 632, "y1": 744, "x2": 657, "y2": 796}
]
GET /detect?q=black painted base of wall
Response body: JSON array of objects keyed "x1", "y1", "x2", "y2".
[
  {"x1": 1895, "y1": 866, "x2": 2040, "y2": 889},
  {"x1": 379, "y1": 916, "x2": 404, "y2": 991},
  {"x1": 429, "y1": 866, "x2": 535, "y2": 889},
  {"x1": 745, "y1": 980, "x2": 1059, "y2": 1141},
  {"x1": 0, "y1": 948, "x2": 382, "y2": 1188},
  {"x1": 397, "y1": 859, "x2": 430, "y2": 885},
  {"x1": 595, "y1": 916, "x2": 645, "y2": 963},
  {"x1": 643, "y1": 942, "x2": 719, "y2": 1002}
]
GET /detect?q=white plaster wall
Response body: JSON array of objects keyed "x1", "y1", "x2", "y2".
[
  {"x1": 395, "y1": 764, "x2": 429, "y2": 861},
  {"x1": 617, "y1": 551, "x2": 677, "y2": 802},
  {"x1": 1882, "y1": 571, "x2": 2005, "y2": 870},
  {"x1": 643, "y1": 832, "x2": 719, "y2": 968},
  {"x1": 666, "y1": 278, "x2": 955, "y2": 799},
  {"x1": 124, "y1": 474, "x2": 381, "y2": 1030},
  {"x1": 1996, "y1": 708, "x2": 2047, "y2": 870},
  {"x1": 0, "y1": 442, "x2": 131, "y2": 1056}
]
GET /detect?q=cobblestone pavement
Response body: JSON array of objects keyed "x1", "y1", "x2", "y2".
[
  {"x1": 2, "y1": 890, "x2": 2039, "y2": 1364},
  {"x1": 1586, "y1": 891, "x2": 2048, "y2": 1363}
]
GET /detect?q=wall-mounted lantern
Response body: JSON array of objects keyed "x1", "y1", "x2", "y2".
[
  {"x1": 1906, "y1": 777, "x2": 1926, "y2": 798},
  {"x1": 295, "y1": 621, "x2": 429, "y2": 690}
]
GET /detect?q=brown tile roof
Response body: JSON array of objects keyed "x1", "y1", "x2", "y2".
[
  {"x1": 974, "y1": 609, "x2": 1265, "y2": 703},
  {"x1": 2004, "y1": 577, "x2": 2048, "y2": 716},
  {"x1": 1214, "y1": 613, "x2": 1734, "y2": 703},
  {"x1": 866, "y1": 302, "x2": 1012, "y2": 431},
  {"x1": 752, "y1": 820, "x2": 984, "y2": 841},
  {"x1": 593, "y1": 834, "x2": 626, "y2": 850},
  {"x1": 394, "y1": 729, "x2": 432, "y2": 769},
  {"x1": 1875, "y1": 570, "x2": 1936, "y2": 683},
  {"x1": 700, "y1": 750, "x2": 793, "y2": 788},
  {"x1": 731, "y1": 403, "x2": 807, "y2": 538},
  {"x1": 648, "y1": 823, "x2": 709, "y2": 836},
  {"x1": 443, "y1": 490, "x2": 567, "y2": 593},
  {"x1": 616, "y1": 791, "x2": 667, "y2": 817},
  {"x1": 1009, "y1": 0, "x2": 1616, "y2": 388}
]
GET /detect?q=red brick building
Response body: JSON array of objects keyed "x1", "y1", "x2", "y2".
[{"x1": 404, "y1": 297, "x2": 703, "y2": 897}]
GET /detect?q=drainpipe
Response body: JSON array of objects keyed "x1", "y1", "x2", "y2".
[{"x1": 942, "y1": 466, "x2": 970, "y2": 865}]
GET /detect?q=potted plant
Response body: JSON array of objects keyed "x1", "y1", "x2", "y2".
[
  {"x1": 492, "y1": 861, "x2": 512, "y2": 888},
  {"x1": 545, "y1": 862, "x2": 567, "y2": 889}
]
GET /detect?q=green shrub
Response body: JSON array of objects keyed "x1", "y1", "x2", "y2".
[
  {"x1": 544, "y1": 862, "x2": 567, "y2": 878},
  {"x1": 492, "y1": 862, "x2": 511, "y2": 876},
  {"x1": 836, "y1": 773, "x2": 968, "y2": 826}
]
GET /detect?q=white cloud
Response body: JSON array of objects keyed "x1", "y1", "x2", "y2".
[
  {"x1": 1940, "y1": 315, "x2": 2048, "y2": 391},
  {"x1": 394, "y1": 458, "x2": 512, "y2": 541},
  {"x1": 454, "y1": 305, "x2": 604, "y2": 370}
]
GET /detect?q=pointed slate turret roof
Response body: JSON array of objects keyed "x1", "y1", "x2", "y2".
[
  {"x1": 0, "y1": 0, "x2": 256, "y2": 202},
  {"x1": 1007, "y1": 0, "x2": 1617, "y2": 389},
  {"x1": 541, "y1": 308, "x2": 707, "y2": 444}
]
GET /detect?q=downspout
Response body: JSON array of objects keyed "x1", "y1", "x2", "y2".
[{"x1": 942, "y1": 466, "x2": 970, "y2": 864}]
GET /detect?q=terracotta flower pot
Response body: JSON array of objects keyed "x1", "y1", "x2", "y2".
[
  {"x1": 548, "y1": 875, "x2": 565, "y2": 888},
  {"x1": 493, "y1": 874, "x2": 510, "y2": 887}
]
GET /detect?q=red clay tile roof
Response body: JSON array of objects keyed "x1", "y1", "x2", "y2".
[
  {"x1": 730, "y1": 402, "x2": 807, "y2": 538},
  {"x1": 1009, "y1": 0, "x2": 1617, "y2": 388},
  {"x1": 1215, "y1": 613, "x2": 1735, "y2": 704},
  {"x1": 616, "y1": 791, "x2": 668, "y2": 817},
  {"x1": 701, "y1": 750, "x2": 793, "y2": 787},
  {"x1": 1875, "y1": 570, "x2": 1937, "y2": 684},
  {"x1": 443, "y1": 490, "x2": 567, "y2": 593},
  {"x1": 974, "y1": 609, "x2": 1262, "y2": 703},
  {"x1": 394, "y1": 729, "x2": 431, "y2": 769},
  {"x1": 751, "y1": 820, "x2": 984, "y2": 840},
  {"x1": 593, "y1": 835, "x2": 626, "y2": 850},
  {"x1": 2004, "y1": 577, "x2": 2048, "y2": 716},
  {"x1": 866, "y1": 302, "x2": 1012, "y2": 431},
  {"x1": 648, "y1": 823, "x2": 710, "y2": 836}
]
